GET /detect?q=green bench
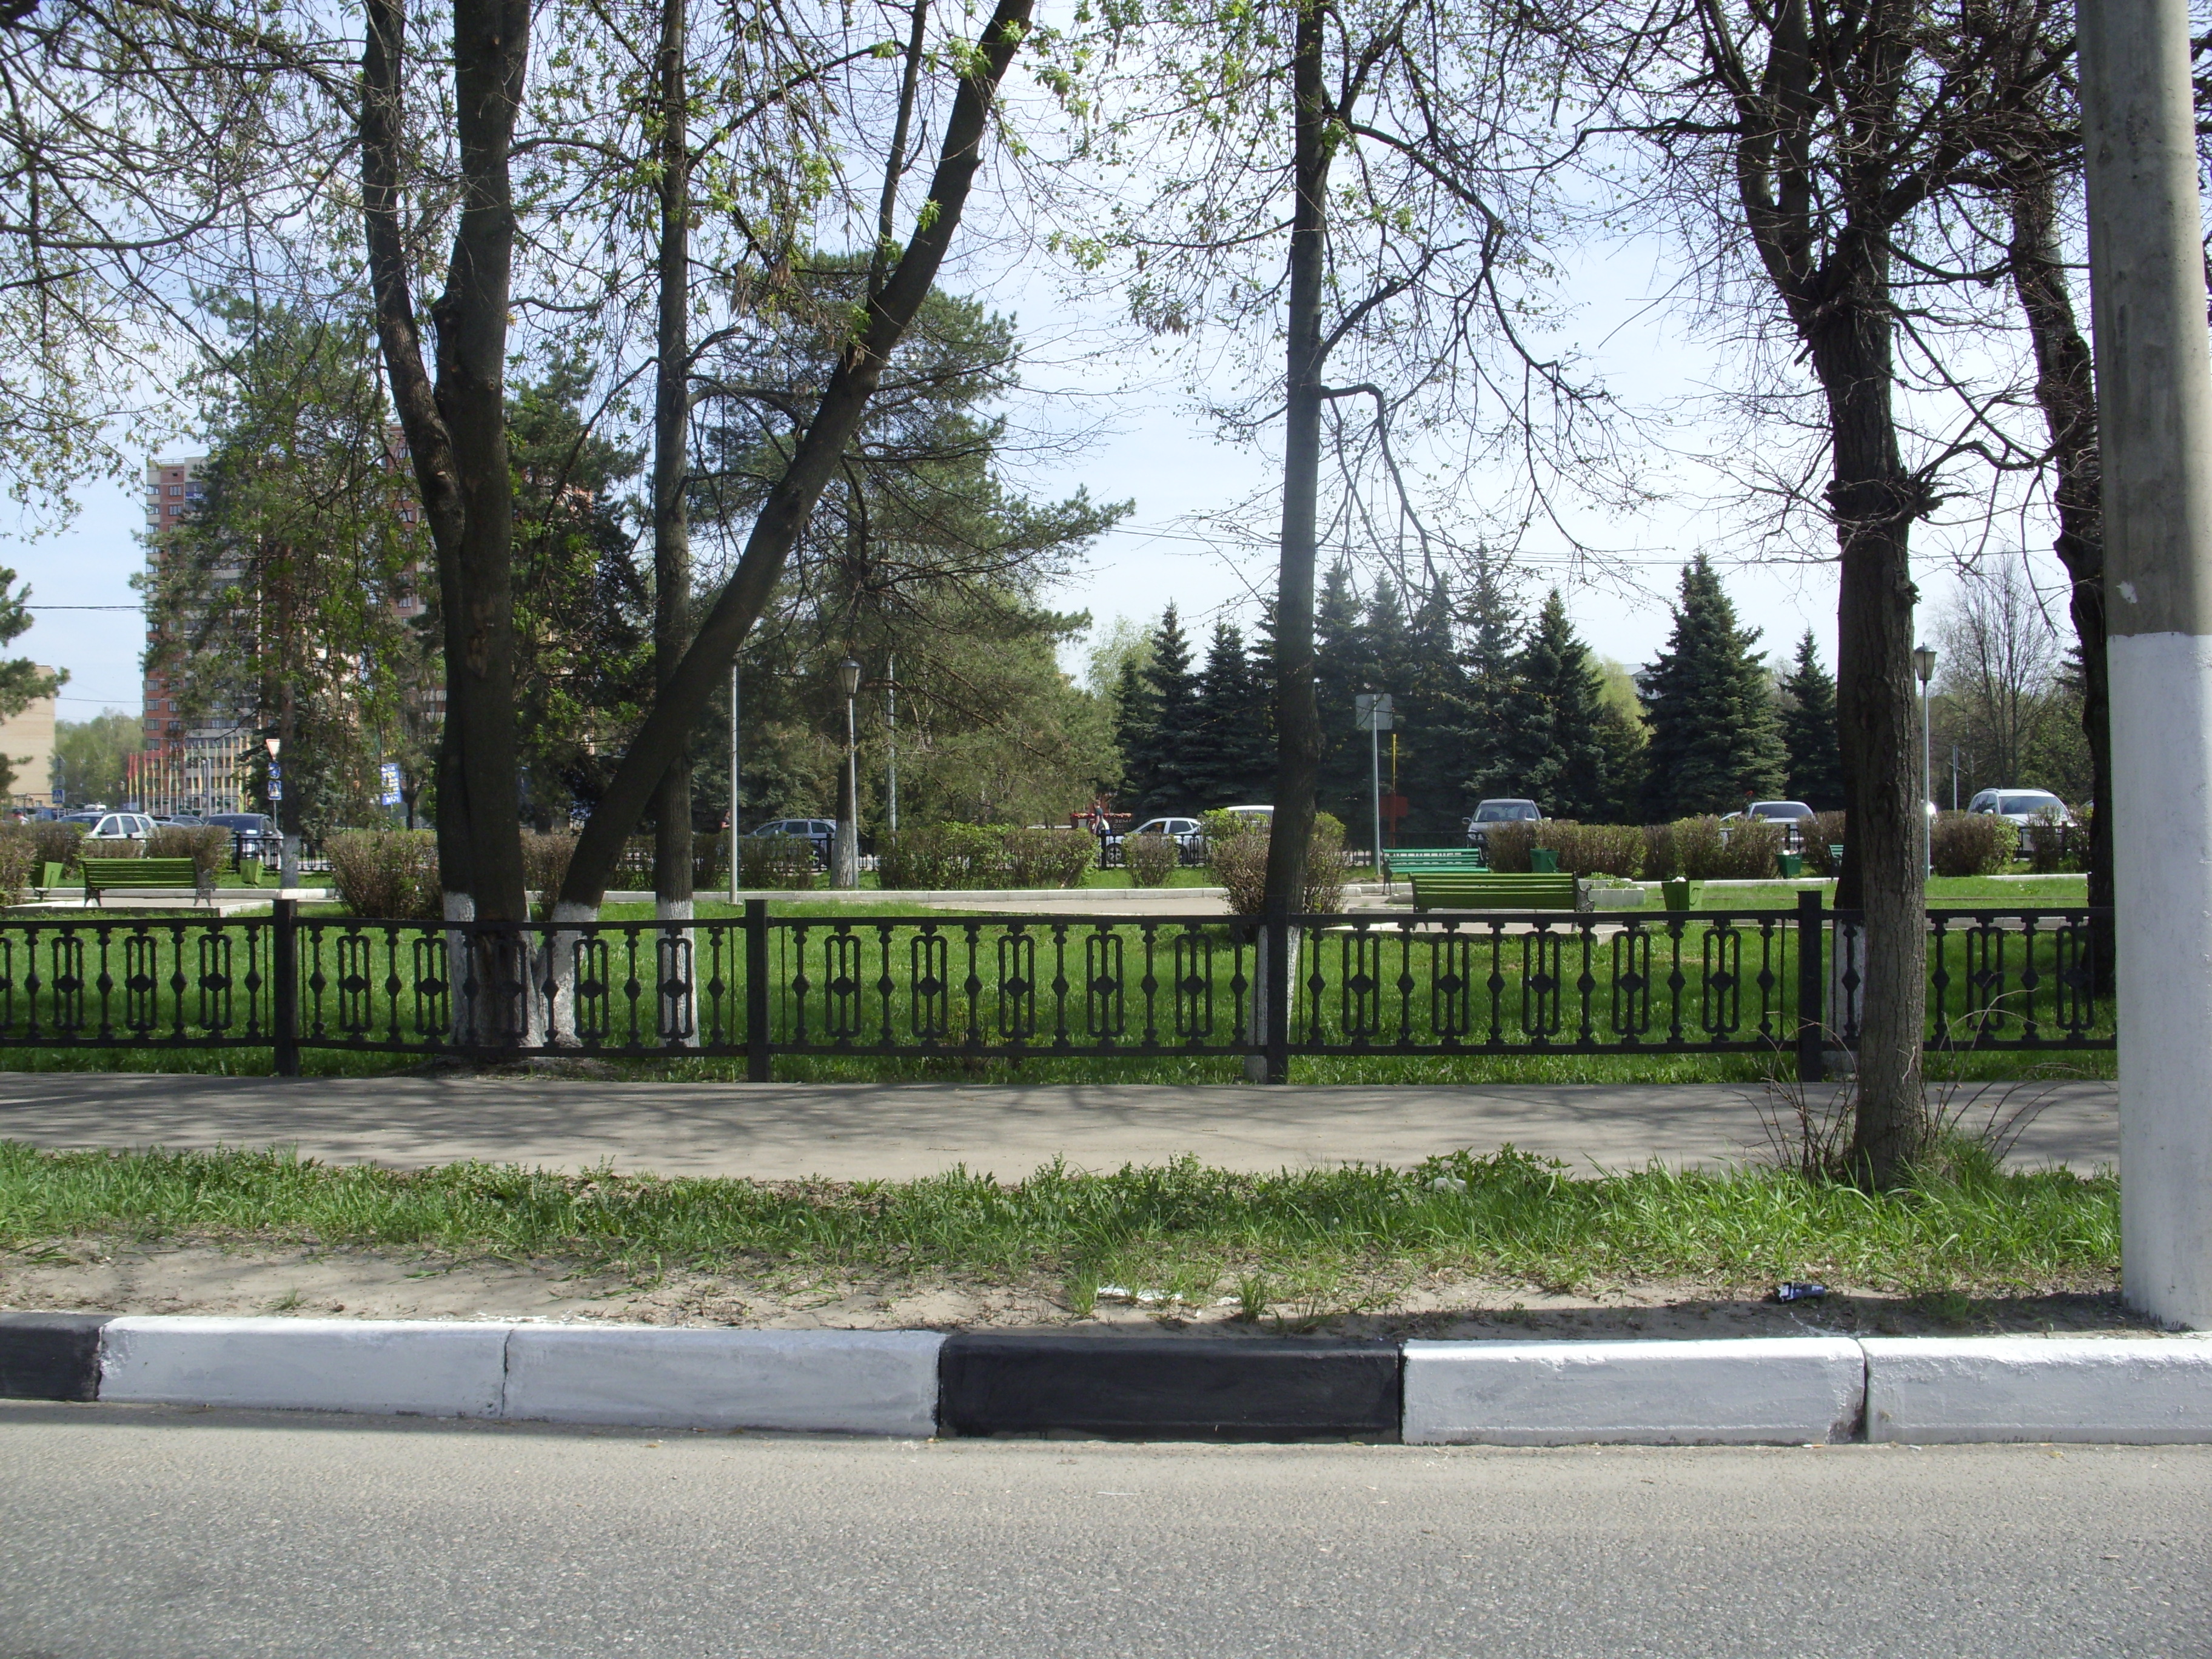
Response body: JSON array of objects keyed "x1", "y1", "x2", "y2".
[
  {"x1": 1383, "y1": 847, "x2": 1489, "y2": 882},
  {"x1": 1409, "y1": 871, "x2": 1585, "y2": 913},
  {"x1": 79, "y1": 856, "x2": 215, "y2": 907}
]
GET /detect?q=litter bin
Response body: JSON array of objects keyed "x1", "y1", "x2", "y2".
[
  {"x1": 1529, "y1": 848, "x2": 1560, "y2": 874},
  {"x1": 1662, "y1": 877, "x2": 1694, "y2": 911},
  {"x1": 1777, "y1": 853, "x2": 1804, "y2": 878}
]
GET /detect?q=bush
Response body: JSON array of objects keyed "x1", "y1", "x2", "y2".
[
  {"x1": 27, "y1": 820, "x2": 83, "y2": 873},
  {"x1": 1668, "y1": 816, "x2": 1729, "y2": 880},
  {"x1": 326, "y1": 829, "x2": 441, "y2": 918},
  {"x1": 1714, "y1": 817, "x2": 1783, "y2": 880},
  {"x1": 2021, "y1": 813, "x2": 2080, "y2": 873},
  {"x1": 1932, "y1": 811, "x2": 2019, "y2": 877},
  {"x1": 877, "y1": 822, "x2": 1005, "y2": 890},
  {"x1": 0, "y1": 824, "x2": 34, "y2": 901},
  {"x1": 520, "y1": 830, "x2": 578, "y2": 899},
  {"x1": 1803, "y1": 812, "x2": 1848, "y2": 876},
  {"x1": 1124, "y1": 831, "x2": 1181, "y2": 888},
  {"x1": 739, "y1": 834, "x2": 818, "y2": 890},
  {"x1": 1484, "y1": 820, "x2": 1538, "y2": 873},
  {"x1": 146, "y1": 824, "x2": 228, "y2": 888},
  {"x1": 1002, "y1": 826, "x2": 1095, "y2": 888},
  {"x1": 1209, "y1": 812, "x2": 1349, "y2": 914},
  {"x1": 1640, "y1": 822, "x2": 1678, "y2": 881},
  {"x1": 1533, "y1": 820, "x2": 1643, "y2": 879}
]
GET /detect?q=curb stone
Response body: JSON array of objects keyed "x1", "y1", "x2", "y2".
[{"x1": 2, "y1": 1318, "x2": 2208, "y2": 1444}]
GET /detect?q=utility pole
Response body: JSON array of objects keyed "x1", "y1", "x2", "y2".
[
  {"x1": 885, "y1": 653, "x2": 899, "y2": 834},
  {"x1": 2080, "y1": 0, "x2": 2212, "y2": 1328},
  {"x1": 727, "y1": 657, "x2": 740, "y2": 905},
  {"x1": 1355, "y1": 692, "x2": 1391, "y2": 874}
]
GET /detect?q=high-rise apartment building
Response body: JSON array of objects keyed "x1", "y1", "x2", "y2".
[{"x1": 141, "y1": 454, "x2": 209, "y2": 753}]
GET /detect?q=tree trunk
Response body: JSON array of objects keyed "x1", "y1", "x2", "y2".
[
  {"x1": 554, "y1": 0, "x2": 1033, "y2": 911},
  {"x1": 2009, "y1": 171, "x2": 2111, "y2": 971},
  {"x1": 650, "y1": 0, "x2": 694, "y2": 924},
  {"x1": 1256, "y1": 0, "x2": 1329, "y2": 1084},
  {"x1": 1811, "y1": 233, "x2": 1929, "y2": 1185}
]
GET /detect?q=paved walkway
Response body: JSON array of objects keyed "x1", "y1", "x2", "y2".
[{"x1": 0, "y1": 1071, "x2": 2117, "y2": 1180}]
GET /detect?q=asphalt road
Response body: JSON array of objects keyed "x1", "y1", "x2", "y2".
[{"x1": 1, "y1": 1403, "x2": 2204, "y2": 1657}]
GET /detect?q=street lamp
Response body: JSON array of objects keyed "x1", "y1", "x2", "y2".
[
  {"x1": 835, "y1": 658, "x2": 862, "y2": 889},
  {"x1": 1912, "y1": 644, "x2": 1937, "y2": 874},
  {"x1": 263, "y1": 732, "x2": 297, "y2": 888}
]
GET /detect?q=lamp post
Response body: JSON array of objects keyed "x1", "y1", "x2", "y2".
[
  {"x1": 885, "y1": 654, "x2": 899, "y2": 836},
  {"x1": 728, "y1": 657, "x2": 741, "y2": 905},
  {"x1": 835, "y1": 657, "x2": 862, "y2": 889},
  {"x1": 264, "y1": 733, "x2": 297, "y2": 888},
  {"x1": 1911, "y1": 645, "x2": 1935, "y2": 874}
]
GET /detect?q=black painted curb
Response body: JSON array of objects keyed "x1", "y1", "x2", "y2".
[
  {"x1": 0, "y1": 1312, "x2": 114, "y2": 1402},
  {"x1": 940, "y1": 1332, "x2": 1402, "y2": 1441}
]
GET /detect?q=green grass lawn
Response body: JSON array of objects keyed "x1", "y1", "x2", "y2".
[{"x1": 0, "y1": 1138, "x2": 2119, "y2": 1300}]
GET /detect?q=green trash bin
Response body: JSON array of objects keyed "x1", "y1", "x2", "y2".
[
  {"x1": 1662, "y1": 877, "x2": 1694, "y2": 911},
  {"x1": 1777, "y1": 853, "x2": 1805, "y2": 878},
  {"x1": 1529, "y1": 847, "x2": 1560, "y2": 873}
]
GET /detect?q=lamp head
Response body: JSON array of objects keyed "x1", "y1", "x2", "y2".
[
  {"x1": 837, "y1": 657, "x2": 862, "y2": 698},
  {"x1": 1911, "y1": 645, "x2": 1936, "y2": 686}
]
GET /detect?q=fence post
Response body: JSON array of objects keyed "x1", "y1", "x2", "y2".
[
  {"x1": 1795, "y1": 888, "x2": 1824, "y2": 1084},
  {"x1": 744, "y1": 898, "x2": 771, "y2": 1083},
  {"x1": 272, "y1": 897, "x2": 301, "y2": 1078}
]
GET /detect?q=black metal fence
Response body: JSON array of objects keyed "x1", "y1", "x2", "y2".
[{"x1": 0, "y1": 895, "x2": 2111, "y2": 1077}]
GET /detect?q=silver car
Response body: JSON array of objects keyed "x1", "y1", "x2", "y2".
[
  {"x1": 1967, "y1": 788, "x2": 2074, "y2": 827},
  {"x1": 1464, "y1": 799, "x2": 1541, "y2": 848}
]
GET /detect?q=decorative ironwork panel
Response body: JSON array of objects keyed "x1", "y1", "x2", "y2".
[
  {"x1": 1337, "y1": 930, "x2": 1384, "y2": 1045},
  {"x1": 1520, "y1": 928, "x2": 1564, "y2": 1041},
  {"x1": 411, "y1": 934, "x2": 450, "y2": 1040},
  {"x1": 1429, "y1": 931, "x2": 1476, "y2": 1042},
  {"x1": 47, "y1": 933, "x2": 85, "y2": 1038},
  {"x1": 122, "y1": 933, "x2": 159, "y2": 1036},
  {"x1": 1610, "y1": 926, "x2": 1653, "y2": 1041},
  {"x1": 335, "y1": 933, "x2": 375, "y2": 1039},
  {"x1": 910, "y1": 930, "x2": 950, "y2": 1042},
  {"x1": 998, "y1": 930, "x2": 1037, "y2": 1042},
  {"x1": 1171, "y1": 930, "x2": 1212, "y2": 1042},
  {"x1": 822, "y1": 931, "x2": 865, "y2": 1043},
  {"x1": 1084, "y1": 930, "x2": 1125, "y2": 1042},
  {"x1": 572, "y1": 934, "x2": 612, "y2": 1044}
]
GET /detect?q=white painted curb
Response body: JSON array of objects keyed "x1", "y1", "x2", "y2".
[
  {"x1": 98, "y1": 1316, "x2": 512, "y2": 1418},
  {"x1": 1403, "y1": 1338, "x2": 1866, "y2": 1446},
  {"x1": 1863, "y1": 1336, "x2": 2212, "y2": 1444},
  {"x1": 502, "y1": 1326, "x2": 942, "y2": 1436}
]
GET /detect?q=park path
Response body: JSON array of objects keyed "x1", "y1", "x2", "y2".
[{"x1": 0, "y1": 1070, "x2": 2116, "y2": 1181}]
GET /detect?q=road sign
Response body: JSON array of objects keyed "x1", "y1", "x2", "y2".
[
  {"x1": 380, "y1": 761, "x2": 403, "y2": 807},
  {"x1": 1354, "y1": 692, "x2": 1393, "y2": 732}
]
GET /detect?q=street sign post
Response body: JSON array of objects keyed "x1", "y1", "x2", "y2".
[{"x1": 1355, "y1": 694, "x2": 1393, "y2": 873}]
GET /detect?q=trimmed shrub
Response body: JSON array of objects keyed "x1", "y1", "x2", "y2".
[
  {"x1": 146, "y1": 824, "x2": 228, "y2": 888},
  {"x1": 1003, "y1": 826, "x2": 1095, "y2": 888},
  {"x1": 739, "y1": 834, "x2": 817, "y2": 890},
  {"x1": 326, "y1": 829, "x2": 441, "y2": 918},
  {"x1": 1210, "y1": 812, "x2": 1349, "y2": 914},
  {"x1": 877, "y1": 822, "x2": 1004, "y2": 889},
  {"x1": 1803, "y1": 812, "x2": 1848, "y2": 876},
  {"x1": 1124, "y1": 831, "x2": 1181, "y2": 888},
  {"x1": 0, "y1": 823, "x2": 34, "y2": 901},
  {"x1": 1534, "y1": 820, "x2": 1643, "y2": 879},
  {"x1": 1641, "y1": 822, "x2": 1678, "y2": 882},
  {"x1": 28, "y1": 820, "x2": 83, "y2": 873},
  {"x1": 1932, "y1": 811, "x2": 2019, "y2": 877},
  {"x1": 1713, "y1": 818, "x2": 1783, "y2": 880},
  {"x1": 2020, "y1": 813, "x2": 2081, "y2": 874},
  {"x1": 1669, "y1": 816, "x2": 1727, "y2": 880},
  {"x1": 1483, "y1": 820, "x2": 1538, "y2": 873},
  {"x1": 520, "y1": 830, "x2": 578, "y2": 899}
]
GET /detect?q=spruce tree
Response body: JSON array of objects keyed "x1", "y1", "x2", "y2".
[
  {"x1": 1313, "y1": 561, "x2": 1372, "y2": 826},
  {"x1": 1455, "y1": 553, "x2": 1523, "y2": 800},
  {"x1": 1396, "y1": 575, "x2": 1469, "y2": 839},
  {"x1": 1128, "y1": 604, "x2": 1200, "y2": 814},
  {"x1": 1778, "y1": 629, "x2": 1845, "y2": 809},
  {"x1": 1186, "y1": 621, "x2": 1275, "y2": 806},
  {"x1": 1496, "y1": 590, "x2": 1610, "y2": 819},
  {"x1": 1111, "y1": 651, "x2": 1157, "y2": 808},
  {"x1": 1638, "y1": 556, "x2": 1786, "y2": 819}
]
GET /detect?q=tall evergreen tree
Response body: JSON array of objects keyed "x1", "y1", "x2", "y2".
[
  {"x1": 1124, "y1": 604, "x2": 1201, "y2": 814},
  {"x1": 1395, "y1": 574, "x2": 1469, "y2": 839},
  {"x1": 1495, "y1": 591, "x2": 1610, "y2": 819},
  {"x1": 1455, "y1": 554, "x2": 1523, "y2": 800},
  {"x1": 1639, "y1": 557, "x2": 1786, "y2": 819},
  {"x1": 1185, "y1": 621, "x2": 1275, "y2": 806},
  {"x1": 1778, "y1": 629, "x2": 1846, "y2": 809},
  {"x1": 1313, "y1": 561, "x2": 1372, "y2": 826},
  {"x1": 1111, "y1": 651, "x2": 1157, "y2": 806}
]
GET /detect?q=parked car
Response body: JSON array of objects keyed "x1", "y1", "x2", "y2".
[
  {"x1": 205, "y1": 811, "x2": 280, "y2": 862},
  {"x1": 1463, "y1": 799, "x2": 1542, "y2": 848},
  {"x1": 1966, "y1": 788, "x2": 2074, "y2": 828},
  {"x1": 747, "y1": 817, "x2": 839, "y2": 863},
  {"x1": 1721, "y1": 799, "x2": 1818, "y2": 849},
  {"x1": 1216, "y1": 804, "x2": 1273, "y2": 828},
  {"x1": 1100, "y1": 814, "x2": 1207, "y2": 868},
  {"x1": 84, "y1": 812, "x2": 157, "y2": 845}
]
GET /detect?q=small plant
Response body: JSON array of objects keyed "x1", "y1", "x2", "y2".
[
  {"x1": 146, "y1": 823, "x2": 229, "y2": 887},
  {"x1": 325, "y1": 829, "x2": 440, "y2": 918},
  {"x1": 1204, "y1": 812, "x2": 1347, "y2": 911},
  {"x1": 1714, "y1": 818, "x2": 1783, "y2": 880},
  {"x1": 1002, "y1": 825, "x2": 1094, "y2": 888},
  {"x1": 1530, "y1": 820, "x2": 1643, "y2": 878},
  {"x1": 1124, "y1": 831, "x2": 1181, "y2": 888},
  {"x1": 740, "y1": 833, "x2": 818, "y2": 890},
  {"x1": 27, "y1": 819, "x2": 83, "y2": 874},
  {"x1": 1484, "y1": 820, "x2": 1538, "y2": 873},
  {"x1": 877, "y1": 822, "x2": 1004, "y2": 888},
  {"x1": 519, "y1": 829, "x2": 579, "y2": 901},
  {"x1": 1234, "y1": 1271, "x2": 1272, "y2": 1322},
  {"x1": 1931, "y1": 811, "x2": 2019, "y2": 877},
  {"x1": 0, "y1": 823, "x2": 35, "y2": 901}
]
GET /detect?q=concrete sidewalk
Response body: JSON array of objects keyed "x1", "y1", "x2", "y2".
[{"x1": 0, "y1": 1071, "x2": 2117, "y2": 1181}]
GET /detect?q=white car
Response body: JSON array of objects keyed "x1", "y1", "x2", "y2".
[
  {"x1": 1966, "y1": 788, "x2": 2074, "y2": 828},
  {"x1": 85, "y1": 812, "x2": 156, "y2": 845}
]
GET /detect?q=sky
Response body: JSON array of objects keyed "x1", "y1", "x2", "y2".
[{"x1": 1, "y1": 180, "x2": 2047, "y2": 735}]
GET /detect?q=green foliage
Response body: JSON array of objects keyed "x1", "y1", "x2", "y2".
[
  {"x1": 1119, "y1": 603, "x2": 1200, "y2": 814},
  {"x1": 1639, "y1": 557, "x2": 1786, "y2": 819},
  {"x1": 739, "y1": 836, "x2": 818, "y2": 890},
  {"x1": 1536, "y1": 821, "x2": 1644, "y2": 878},
  {"x1": 144, "y1": 825, "x2": 228, "y2": 887},
  {"x1": 1931, "y1": 811, "x2": 2019, "y2": 877},
  {"x1": 1208, "y1": 811, "x2": 1347, "y2": 913},
  {"x1": 1778, "y1": 630, "x2": 1845, "y2": 810},
  {"x1": 0, "y1": 824, "x2": 35, "y2": 900},
  {"x1": 1001, "y1": 826, "x2": 1097, "y2": 888},
  {"x1": 25, "y1": 820, "x2": 82, "y2": 873},
  {"x1": 50, "y1": 711, "x2": 138, "y2": 809},
  {"x1": 1490, "y1": 590, "x2": 1619, "y2": 820},
  {"x1": 1122, "y1": 831, "x2": 1182, "y2": 888},
  {"x1": 1182, "y1": 620, "x2": 1273, "y2": 808},
  {"x1": 325, "y1": 830, "x2": 441, "y2": 919}
]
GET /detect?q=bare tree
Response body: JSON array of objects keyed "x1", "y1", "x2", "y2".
[{"x1": 1933, "y1": 555, "x2": 2064, "y2": 788}]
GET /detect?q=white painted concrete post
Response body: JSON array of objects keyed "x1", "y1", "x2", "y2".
[{"x1": 2079, "y1": 0, "x2": 2212, "y2": 1328}]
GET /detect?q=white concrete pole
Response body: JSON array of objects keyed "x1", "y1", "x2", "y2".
[
  {"x1": 727, "y1": 658, "x2": 740, "y2": 905},
  {"x1": 1369, "y1": 717, "x2": 1382, "y2": 875},
  {"x1": 2079, "y1": 0, "x2": 2212, "y2": 1328}
]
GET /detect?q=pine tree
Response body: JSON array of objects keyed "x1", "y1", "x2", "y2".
[
  {"x1": 1185, "y1": 621, "x2": 1275, "y2": 806},
  {"x1": 1126, "y1": 604, "x2": 1200, "y2": 814},
  {"x1": 1777, "y1": 629, "x2": 1845, "y2": 809},
  {"x1": 1395, "y1": 574, "x2": 1468, "y2": 839},
  {"x1": 1455, "y1": 553, "x2": 1523, "y2": 800},
  {"x1": 1496, "y1": 591, "x2": 1610, "y2": 819},
  {"x1": 1313, "y1": 561, "x2": 1372, "y2": 826},
  {"x1": 1638, "y1": 556, "x2": 1787, "y2": 819},
  {"x1": 1111, "y1": 651, "x2": 1157, "y2": 806}
]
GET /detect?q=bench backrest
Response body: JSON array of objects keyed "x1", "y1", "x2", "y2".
[
  {"x1": 1409, "y1": 871, "x2": 1581, "y2": 911},
  {"x1": 1384, "y1": 849, "x2": 1489, "y2": 874},
  {"x1": 38, "y1": 860, "x2": 65, "y2": 890},
  {"x1": 81, "y1": 857, "x2": 201, "y2": 890}
]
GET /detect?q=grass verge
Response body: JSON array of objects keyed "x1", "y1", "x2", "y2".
[{"x1": 0, "y1": 1139, "x2": 2118, "y2": 1304}]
